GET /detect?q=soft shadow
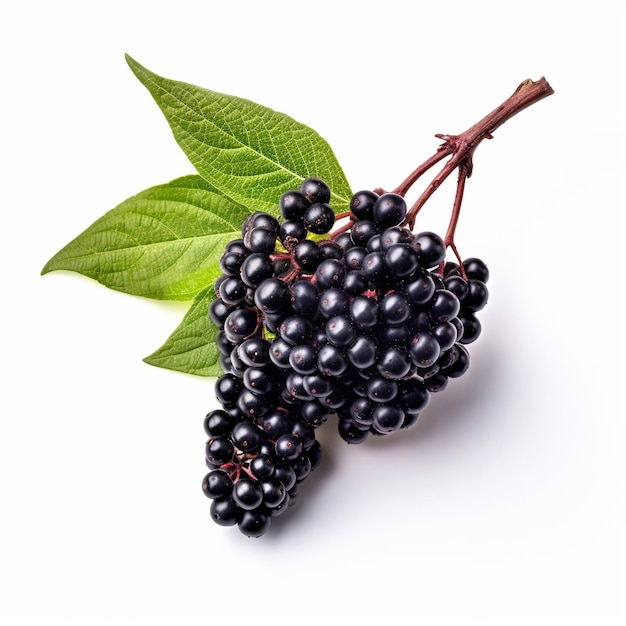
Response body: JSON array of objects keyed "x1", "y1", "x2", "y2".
[
  {"x1": 361, "y1": 338, "x2": 507, "y2": 453},
  {"x1": 235, "y1": 339, "x2": 506, "y2": 543}
]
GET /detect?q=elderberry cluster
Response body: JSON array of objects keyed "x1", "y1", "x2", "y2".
[{"x1": 204, "y1": 177, "x2": 489, "y2": 536}]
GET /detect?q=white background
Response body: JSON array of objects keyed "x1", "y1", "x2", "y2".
[{"x1": 1, "y1": 1, "x2": 624, "y2": 625}]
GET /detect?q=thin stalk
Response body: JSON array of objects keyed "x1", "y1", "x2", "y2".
[
  {"x1": 443, "y1": 163, "x2": 470, "y2": 277},
  {"x1": 402, "y1": 77, "x2": 554, "y2": 229}
]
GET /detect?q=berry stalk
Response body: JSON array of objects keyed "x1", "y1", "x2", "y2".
[{"x1": 390, "y1": 78, "x2": 554, "y2": 230}]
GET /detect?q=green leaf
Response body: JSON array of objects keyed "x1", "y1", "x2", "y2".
[
  {"x1": 42, "y1": 175, "x2": 252, "y2": 301},
  {"x1": 125, "y1": 54, "x2": 353, "y2": 216},
  {"x1": 143, "y1": 286, "x2": 222, "y2": 377}
]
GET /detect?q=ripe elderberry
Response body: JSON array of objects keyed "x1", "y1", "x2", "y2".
[{"x1": 203, "y1": 174, "x2": 492, "y2": 536}]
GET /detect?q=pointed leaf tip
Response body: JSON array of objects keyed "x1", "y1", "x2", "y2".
[{"x1": 122, "y1": 58, "x2": 353, "y2": 215}]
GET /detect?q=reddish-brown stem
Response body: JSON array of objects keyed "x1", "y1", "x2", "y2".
[
  {"x1": 443, "y1": 164, "x2": 470, "y2": 277},
  {"x1": 220, "y1": 452, "x2": 258, "y2": 483},
  {"x1": 334, "y1": 210, "x2": 352, "y2": 221},
  {"x1": 406, "y1": 156, "x2": 462, "y2": 229},
  {"x1": 392, "y1": 148, "x2": 452, "y2": 198},
  {"x1": 330, "y1": 219, "x2": 355, "y2": 239},
  {"x1": 402, "y1": 77, "x2": 553, "y2": 230},
  {"x1": 281, "y1": 267, "x2": 302, "y2": 284},
  {"x1": 445, "y1": 166, "x2": 469, "y2": 247},
  {"x1": 270, "y1": 252, "x2": 291, "y2": 262}
]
